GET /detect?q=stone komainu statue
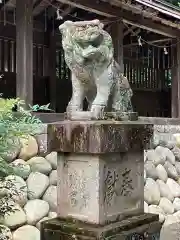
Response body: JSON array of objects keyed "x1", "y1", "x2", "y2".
[{"x1": 59, "y1": 19, "x2": 133, "y2": 119}]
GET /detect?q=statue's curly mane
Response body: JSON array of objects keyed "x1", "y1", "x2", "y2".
[{"x1": 60, "y1": 20, "x2": 114, "y2": 71}]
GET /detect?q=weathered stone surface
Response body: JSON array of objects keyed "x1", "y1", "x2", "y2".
[
  {"x1": 59, "y1": 19, "x2": 133, "y2": 119},
  {"x1": 156, "y1": 164, "x2": 168, "y2": 182},
  {"x1": 173, "y1": 210, "x2": 180, "y2": 220},
  {"x1": 145, "y1": 161, "x2": 158, "y2": 180},
  {"x1": 27, "y1": 172, "x2": 49, "y2": 199},
  {"x1": 156, "y1": 179, "x2": 174, "y2": 202},
  {"x1": 36, "y1": 217, "x2": 49, "y2": 230},
  {"x1": 13, "y1": 225, "x2": 40, "y2": 240},
  {"x1": 48, "y1": 120, "x2": 151, "y2": 225},
  {"x1": 159, "y1": 197, "x2": 174, "y2": 214},
  {"x1": 173, "y1": 198, "x2": 180, "y2": 212},
  {"x1": 43, "y1": 186, "x2": 57, "y2": 212},
  {"x1": 56, "y1": 152, "x2": 144, "y2": 224},
  {"x1": 154, "y1": 125, "x2": 164, "y2": 133},
  {"x1": 154, "y1": 146, "x2": 175, "y2": 165},
  {"x1": 49, "y1": 170, "x2": 57, "y2": 185},
  {"x1": 144, "y1": 150, "x2": 148, "y2": 162},
  {"x1": 175, "y1": 161, "x2": 180, "y2": 175},
  {"x1": 148, "y1": 205, "x2": 165, "y2": 223},
  {"x1": 164, "y1": 147, "x2": 176, "y2": 165},
  {"x1": 144, "y1": 201, "x2": 148, "y2": 213},
  {"x1": 173, "y1": 133, "x2": 180, "y2": 148},
  {"x1": 1, "y1": 137, "x2": 21, "y2": 163},
  {"x1": 160, "y1": 218, "x2": 180, "y2": 240},
  {"x1": 41, "y1": 214, "x2": 161, "y2": 240},
  {"x1": 163, "y1": 215, "x2": 180, "y2": 227},
  {"x1": 24, "y1": 199, "x2": 49, "y2": 225},
  {"x1": 154, "y1": 146, "x2": 167, "y2": 165},
  {"x1": 35, "y1": 125, "x2": 48, "y2": 155},
  {"x1": 154, "y1": 134, "x2": 174, "y2": 146},
  {"x1": 166, "y1": 178, "x2": 180, "y2": 198},
  {"x1": 146, "y1": 149, "x2": 165, "y2": 166},
  {"x1": 27, "y1": 156, "x2": 52, "y2": 175},
  {"x1": 172, "y1": 146, "x2": 180, "y2": 161},
  {"x1": 47, "y1": 121, "x2": 153, "y2": 153},
  {"x1": 48, "y1": 212, "x2": 57, "y2": 218},
  {"x1": 5, "y1": 175, "x2": 27, "y2": 207},
  {"x1": 144, "y1": 178, "x2": 160, "y2": 205},
  {"x1": 164, "y1": 162, "x2": 178, "y2": 180},
  {"x1": 36, "y1": 133, "x2": 47, "y2": 156},
  {"x1": 10, "y1": 159, "x2": 31, "y2": 180},
  {"x1": 18, "y1": 135, "x2": 38, "y2": 161},
  {"x1": 144, "y1": 169, "x2": 146, "y2": 184},
  {"x1": 45, "y1": 152, "x2": 57, "y2": 170},
  {"x1": 0, "y1": 203, "x2": 26, "y2": 229},
  {"x1": 177, "y1": 178, "x2": 180, "y2": 185},
  {"x1": 164, "y1": 125, "x2": 180, "y2": 134},
  {"x1": 151, "y1": 137, "x2": 160, "y2": 149},
  {"x1": 158, "y1": 140, "x2": 176, "y2": 150}
]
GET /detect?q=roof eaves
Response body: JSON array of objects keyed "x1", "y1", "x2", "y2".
[{"x1": 134, "y1": 0, "x2": 180, "y2": 20}]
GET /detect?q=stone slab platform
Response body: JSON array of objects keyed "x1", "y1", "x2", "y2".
[
  {"x1": 40, "y1": 213, "x2": 161, "y2": 240},
  {"x1": 47, "y1": 120, "x2": 153, "y2": 153}
]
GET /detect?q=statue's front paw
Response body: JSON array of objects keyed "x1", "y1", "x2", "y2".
[
  {"x1": 66, "y1": 105, "x2": 82, "y2": 119},
  {"x1": 91, "y1": 105, "x2": 105, "y2": 119},
  {"x1": 66, "y1": 105, "x2": 81, "y2": 113}
]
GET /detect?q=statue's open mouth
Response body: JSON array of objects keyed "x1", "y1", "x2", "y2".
[
  {"x1": 82, "y1": 46, "x2": 99, "y2": 59},
  {"x1": 76, "y1": 32, "x2": 103, "y2": 46}
]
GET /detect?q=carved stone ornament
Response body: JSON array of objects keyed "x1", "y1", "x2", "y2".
[{"x1": 59, "y1": 19, "x2": 135, "y2": 120}]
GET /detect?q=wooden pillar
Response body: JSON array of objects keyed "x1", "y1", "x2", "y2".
[
  {"x1": 110, "y1": 20, "x2": 124, "y2": 73},
  {"x1": 171, "y1": 40, "x2": 180, "y2": 118},
  {"x1": 16, "y1": 0, "x2": 33, "y2": 106},
  {"x1": 48, "y1": 24, "x2": 57, "y2": 112}
]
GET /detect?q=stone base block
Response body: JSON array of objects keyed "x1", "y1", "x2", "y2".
[
  {"x1": 40, "y1": 213, "x2": 162, "y2": 240},
  {"x1": 57, "y1": 152, "x2": 144, "y2": 225}
]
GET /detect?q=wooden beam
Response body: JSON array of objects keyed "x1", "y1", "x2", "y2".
[
  {"x1": 0, "y1": 23, "x2": 48, "y2": 46},
  {"x1": 0, "y1": 10, "x2": 46, "y2": 34},
  {"x1": 110, "y1": 20, "x2": 124, "y2": 73},
  {"x1": 56, "y1": 0, "x2": 180, "y2": 38},
  {"x1": 61, "y1": 6, "x2": 75, "y2": 17},
  {"x1": 48, "y1": 19, "x2": 57, "y2": 111},
  {"x1": 33, "y1": 0, "x2": 48, "y2": 16},
  {"x1": 171, "y1": 41, "x2": 180, "y2": 118},
  {"x1": 123, "y1": 17, "x2": 179, "y2": 38},
  {"x1": 57, "y1": 0, "x2": 114, "y2": 17},
  {"x1": 177, "y1": 40, "x2": 180, "y2": 118},
  {"x1": 16, "y1": 0, "x2": 33, "y2": 106},
  {"x1": 33, "y1": 0, "x2": 44, "y2": 10},
  {"x1": 124, "y1": 37, "x2": 171, "y2": 47},
  {"x1": 0, "y1": 0, "x2": 10, "y2": 10},
  {"x1": 124, "y1": 25, "x2": 136, "y2": 37},
  {"x1": 171, "y1": 46, "x2": 178, "y2": 118},
  {"x1": 123, "y1": 31, "x2": 172, "y2": 46}
]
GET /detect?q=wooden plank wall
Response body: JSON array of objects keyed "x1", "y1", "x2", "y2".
[
  {"x1": 55, "y1": 47, "x2": 72, "y2": 113},
  {"x1": 124, "y1": 45, "x2": 172, "y2": 117},
  {"x1": 0, "y1": 23, "x2": 50, "y2": 105}
]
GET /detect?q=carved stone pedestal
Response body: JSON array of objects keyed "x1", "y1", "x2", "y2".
[
  {"x1": 41, "y1": 120, "x2": 162, "y2": 239},
  {"x1": 41, "y1": 214, "x2": 161, "y2": 240}
]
